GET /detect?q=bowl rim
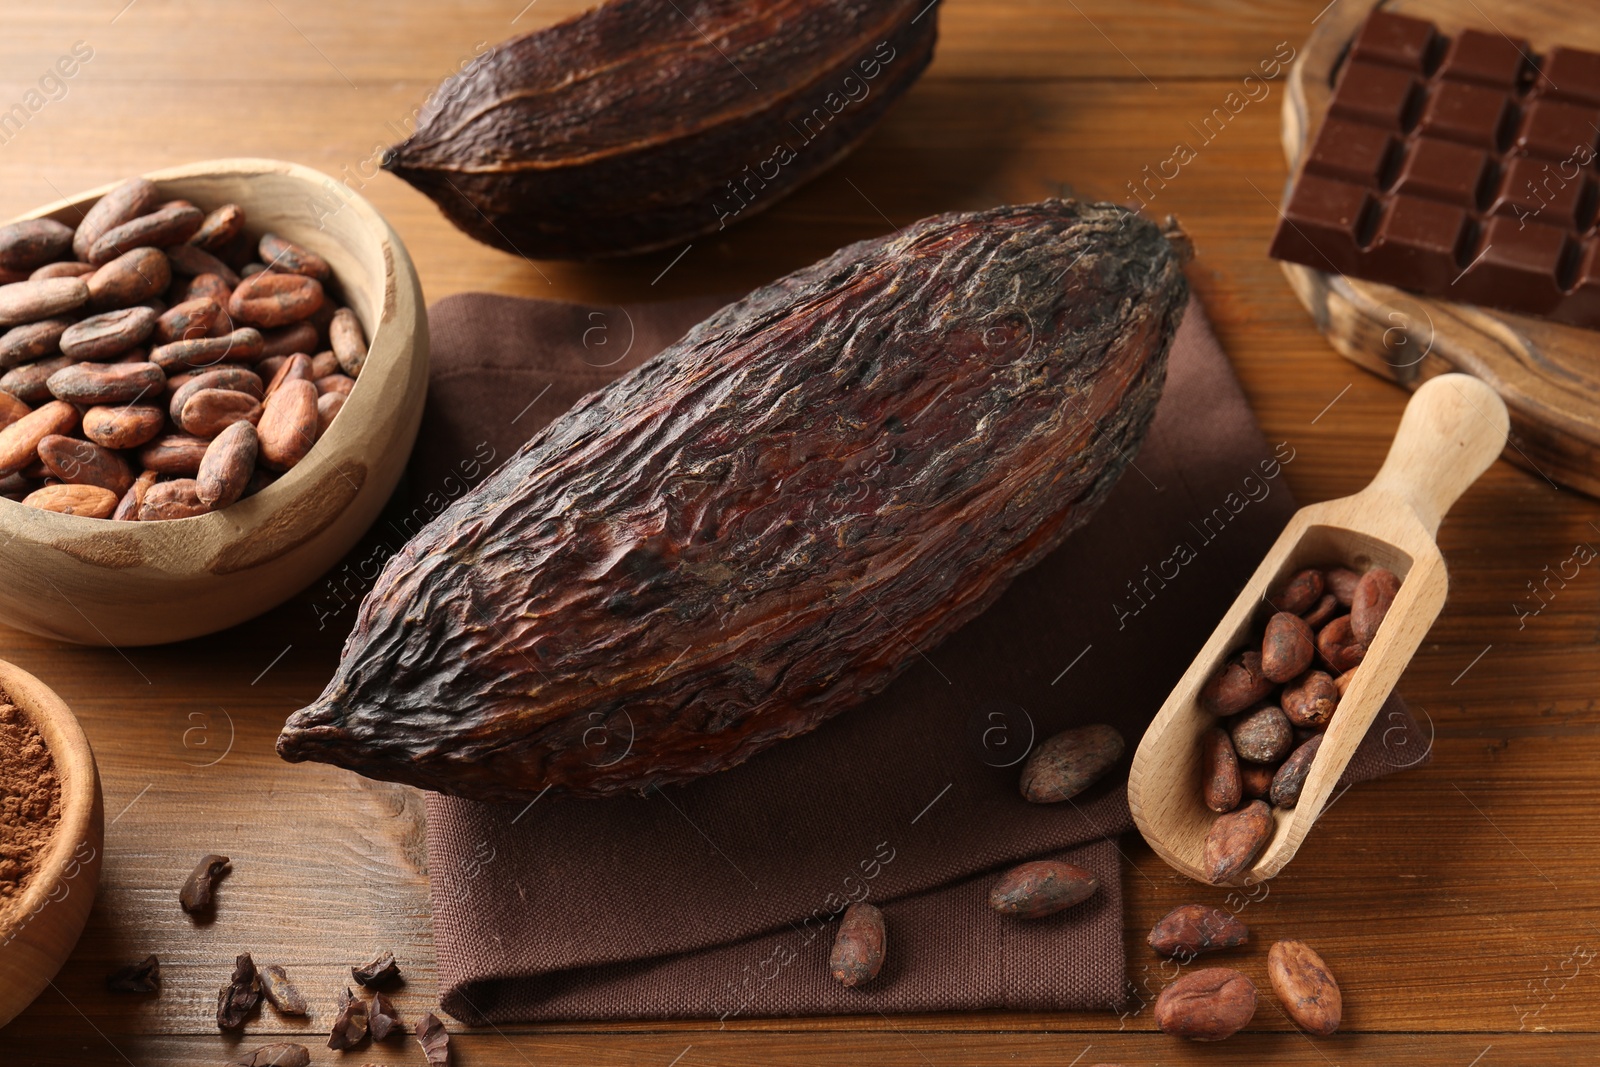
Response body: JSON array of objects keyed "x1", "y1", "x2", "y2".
[
  {"x1": 0, "y1": 658, "x2": 100, "y2": 943},
  {"x1": 2, "y1": 156, "x2": 406, "y2": 531}
]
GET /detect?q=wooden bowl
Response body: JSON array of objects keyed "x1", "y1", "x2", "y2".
[
  {"x1": 0, "y1": 158, "x2": 428, "y2": 646},
  {"x1": 0, "y1": 659, "x2": 103, "y2": 1029}
]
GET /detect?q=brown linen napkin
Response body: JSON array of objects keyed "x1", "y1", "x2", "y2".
[{"x1": 415, "y1": 290, "x2": 1429, "y2": 1023}]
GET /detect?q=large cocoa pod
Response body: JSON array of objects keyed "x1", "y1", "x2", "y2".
[
  {"x1": 277, "y1": 200, "x2": 1190, "y2": 800},
  {"x1": 381, "y1": 0, "x2": 939, "y2": 259}
]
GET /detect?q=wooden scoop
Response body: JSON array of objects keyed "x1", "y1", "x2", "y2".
[{"x1": 1128, "y1": 373, "x2": 1508, "y2": 884}]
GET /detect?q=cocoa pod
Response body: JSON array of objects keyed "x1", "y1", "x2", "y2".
[
  {"x1": 73, "y1": 177, "x2": 160, "y2": 261},
  {"x1": 0, "y1": 400, "x2": 78, "y2": 473},
  {"x1": 138, "y1": 434, "x2": 210, "y2": 476},
  {"x1": 259, "y1": 233, "x2": 331, "y2": 281},
  {"x1": 1202, "y1": 799, "x2": 1274, "y2": 883},
  {"x1": 0, "y1": 390, "x2": 29, "y2": 430},
  {"x1": 59, "y1": 306, "x2": 158, "y2": 361},
  {"x1": 22, "y1": 482, "x2": 118, "y2": 518},
  {"x1": 1270, "y1": 734, "x2": 1323, "y2": 809},
  {"x1": 155, "y1": 297, "x2": 225, "y2": 345},
  {"x1": 1302, "y1": 592, "x2": 1339, "y2": 628},
  {"x1": 310, "y1": 350, "x2": 340, "y2": 378},
  {"x1": 259, "y1": 321, "x2": 320, "y2": 360},
  {"x1": 87, "y1": 247, "x2": 172, "y2": 311},
  {"x1": 189, "y1": 203, "x2": 245, "y2": 253},
  {"x1": 0, "y1": 277, "x2": 89, "y2": 326},
  {"x1": 150, "y1": 327, "x2": 264, "y2": 372},
  {"x1": 1018, "y1": 723, "x2": 1126, "y2": 804},
  {"x1": 1325, "y1": 566, "x2": 1360, "y2": 606},
  {"x1": 37, "y1": 434, "x2": 134, "y2": 495},
  {"x1": 1240, "y1": 761, "x2": 1275, "y2": 799},
  {"x1": 166, "y1": 243, "x2": 241, "y2": 287},
  {"x1": 1268, "y1": 939, "x2": 1341, "y2": 1036},
  {"x1": 383, "y1": 0, "x2": 940, "y2": 259},
  {"x1": 1229, "y1": 704, "x2": 1293, "y2": 764},
  {"x1": 197, "y1": 421, "x2": 258, "y2": 508},
  {"x1": 1351, "y1": 566, "x2": 1400, "y2": 644},
  {"x1": 1154, "y1": 967, "x2": 1256, "y2": 1041},
  {"x1": 113, "y1": 469, "x2": 158, "y2": 521},
  {"x1": 1315, "y1": 615, "x2": 1366, "y2": 673},
  {"x1": 1267, "y1": 567, "x2": 1324, "y2": 614},
  {"x1": 47, "y1": 361, "x2": 164, "y2": 405},
  {"x1": 84, "y1": 403, "x2": 165, "y2": 450},
  {"x1": 1148, "y1": 904, "x2": 1249, "y2": 958},
  {"x1": 139, "y1": 477, "x2": 209, "y2": 520},
  {"x1": 170, "y1": 366, "x2": 265, "y2": 423},
  {"x1": 329, "y1": 307, "x2": 367, "y2": 377},
  {"x1": 31, "y1": 260, "x2": 95, "y2": 281},
  {"x1": 1201, "y1": 726, "x2": 1241, "y2": 814},
  {"x1": 828, "y1": 902, "x2": 886, "y2": 987},
  {"x1": 277, "y1": 200, "x2": 1191, "y2": 801},
  {"x1": 256, "y1": 378, "x2": 318, "y2": 470},
  {"x1": 1280, "y1": 670, "x2": 1338, "y2": 728},
  {"x1": 0, "y1": 219, "x2": 75, "y2": 272},
  {"x1": 228, "y1": 272, "x2": 324, "y2": 328},
  {"x1": 87, "y1": 201, "x2": 203, "y2": 264},
  {"x1": 1260, "y1": 611, "x2": 1314, "y2": 683},
  {"x1": 265, "y1": 353, "x2": 313, "y2": 398},
  {"x1": 0, "y1": 317, "x2": 74, "y2": 368},
  {"x1": 1200, "y1": 651, "x2": 1274, "y2": 716},
  {"x1": 1, "y1": 354, "x2": 74, "y2": 403},
  {"x1": 316, "y1": 391, "x2": 345, "y2": 436},
  {"x1": 180, "y1": 388, "x2": 262, "y2": 437},
  {"x1": 987, "y1": 860, "x2": 1098, "y2": 918},
  {"x1": 315, "y1": 373, "x2": 354, "y2": 398}
]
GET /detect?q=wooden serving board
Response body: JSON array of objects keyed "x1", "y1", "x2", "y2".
[{"x1": 1280, "y1": 0, "x2": 1600, "y2": 499}]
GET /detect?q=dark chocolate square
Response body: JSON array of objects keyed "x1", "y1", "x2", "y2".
[
  {"x1": 1453, "y1": 215, "x2": 1571, "y2": 314},
  {"x1": 1348, "y1": 10, "x2": 1439, "y2": 72},
  {"x1": 1559, "y1": 238, "x2": 1600, "y2": 320},
  {"x1": 1392, "y1": 136, "x2": 1491, "y2": 208},
  {"x1": 1541, "y1": 47, "x2": 1600, "y2": 107},
  {"x1": 1331, "y1": 62, "x2": 1422, "y2": 131},
  {"x1": 1490, "y1": 156, "x2": 1589, "y2": 229},
  {"x1": 1438, "y1": 29, "x2": 1528, "y2": 88},
  {"x1": 1418, "y1": 80, "x2": 1516, "y2": 149},
  {"x1": 1306, "y1": 117, "x2": 1399, "y2": 187},
  {"x1": 1268, "y1": 174, "x2": 1375, "y2": 276},
  {"x1": 1516, "y1": 97, "x2": 1600, "y2": 161},
  {"x1": 1365, "y1": 194, "x2": 1471, "y2": 291}
]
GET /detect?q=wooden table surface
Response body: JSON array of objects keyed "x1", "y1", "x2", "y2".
[{"x1": 2, "y1": 1, "x2": 1597, "y2": 1063}]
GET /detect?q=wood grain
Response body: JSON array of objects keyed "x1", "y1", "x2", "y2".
[{"x1": 0, "y1": 0, "x2": 1596, "y2": 1060}]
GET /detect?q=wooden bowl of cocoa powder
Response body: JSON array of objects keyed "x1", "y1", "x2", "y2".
[
  {"x1": 0, "y1": 658, "x2": 102, "y2": 1029},
  {"x1": 0, "y1": 158, "x2": 428, "y2": 645}
]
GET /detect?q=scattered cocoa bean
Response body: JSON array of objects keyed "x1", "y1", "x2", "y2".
[
  {"x1": 829, "y1": 902, "x2": 886, "y2": 986},
  {"x1": 369, "y1": 991, "x2": 402, "y2": 1040},
  {"x1": 1267, "y1": 567, "x2": 1324, "y2": 614},
  {"x1": 328, "y1": 986, "x2": 369, "y2": 1050},
  {"x1": 415, "y1": 1011, "x2": 450, "y2": 1067},
  {"x1": 105, "y1": 954, "x2": 161, "y2": 993},
  {"x1": 1148, "y1": 904, "x2": 1249, "y2": 958},
  {"x1": 353, "y1": 949, "x2": 402, "y2": 988},
  {"x1": 1154, "y1": 967, "x2": 1257, "y2": 1041},
  {"x1": 216, "y1": 952, "x2": 261, "y2": 1031},
  {"x1": 1280, "y1": 670, "x2": 1338, "y2": 728},
  {"x1": 1203, "y1": 799, "x2": 1274, "y2": 883},
  {"x1": 180, "y1": 853, "x2": 230, "y2": 913},
  {"x1": 1261, "y1": 611, "x2": 1315, "y2": 683},
  {"x1": 987, "y1": 860, "x2": 1098, "y2": 918},
  {"x1": 1325, "y1": 566, "x2": 1360, "y2": 606},
  {"x1": 1202, "y1": 726, "x2": 1241, "y2": 813},
  {"x1": 1270, "y1": 734, "x2": 1323, "y2": 809},
  {"x1": 1229, "y1": 704, "x2": 1293, "y2": 764},
  {"x1": 1316, "y1": 615, "x2": 1366, "y2": 673},
  {"x1": 258, "y1": 961, "x2": 308, "y2": 1016},
  {"x1": 1017, "y1": 723, "x2": 1125, "y2": 803},
  {"x1": 1351, "y1": 565, "x2": 1400, "y2": 644},
  {"x1": 1268, "y1": 939, "x2": 1342, "y2": 1036},
  {"x1": 1200, "y1": 650, "x2": 1275, "y2": 715}
]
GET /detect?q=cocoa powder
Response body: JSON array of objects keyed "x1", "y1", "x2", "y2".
[{"x1": 0, "y1": 697, "x2": 61, "y2": 913}]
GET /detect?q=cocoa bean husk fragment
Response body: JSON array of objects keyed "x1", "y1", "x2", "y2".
[{"x1": 179, "y1": 853, "x2": 230, "y2": 914}]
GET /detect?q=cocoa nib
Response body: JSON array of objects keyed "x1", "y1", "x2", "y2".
[
  {"x1": 259, "y1": 962, "x2": 308, "y2": 1016},
  {"x1": 179, "y1": 854, "x2": 230, "y2": 914},
  {"x1": 416, "y1": 1011, "x2": 450, "y2": 1066},
  {"x1": 229, "y1": 1044, "x2": 311, "y2": 1067},
  {"x1": 353, "y1": 949, "x2": 401, "y2": 988},
  {"x1": 105, "y1": 954, "x2": 160, "y2": 993},
  {"x1": 369, "y1": 991, "x2": 402, "y2": 1040},
  {"x1": 328, "y1": 986, "x2": 370, "y2": 1050},
  {"x1": 215, "y1": 953, "x2": 261, "y2": 1031}
]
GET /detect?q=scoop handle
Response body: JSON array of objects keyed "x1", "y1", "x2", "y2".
[{"x1": 1366, "y1": 373, "x2": 1509, "y2": 536}]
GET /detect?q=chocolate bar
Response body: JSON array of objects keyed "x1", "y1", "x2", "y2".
[{"x1": 1269, "y1": 10, "x2": 1600, "y2": 329}]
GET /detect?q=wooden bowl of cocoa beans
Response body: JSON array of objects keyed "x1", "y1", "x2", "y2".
[{"x1": 0, "y1": 158, "x2": 427, "y2": 645}]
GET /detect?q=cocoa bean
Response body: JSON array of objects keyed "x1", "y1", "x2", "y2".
[
  {"x1": 151, "y1": 327, "x2": 264, "y2": 372},
  {"x1": 1334, "y1": 669, "x2": 1355, "y2": 696},
  {"x1": 1280, "y1": 670, "x2": 1338, "y2": 728},
  {"x1": 166, "y1": 243, "x2": 241, "y2": 287},
  {"x1": 1240, "y1": 760, "x2": 1276, "y2": 799},
  {"x1": 310, "y1": 349, "x2": 340, "y2": 378},
  {"x1": 1200, "y1": 651, "x2": 1275, "y2": 716},
  {"x1": 316, "y1": 373, "x2": 353, "y2": 398},
  {"x1": 0, "y1": 400, "x2": 78, "y2": 472},
  {"x1": 171, "y1": 367, "x2": 265, "y2": 423},
  {"x1": 1202, "y1": 726, "x2": 1241, "y2": 814},
  {"x1": 257, "y1": 378, "x2": 318, "y2": 470},
  {"x1": 189, "y1": 203, "x2": 245, "y2": 253},
  {"x1": 259, "y1": 320, "x2": 320, "y2": 360},
  {"x1": 1325, "y1": 566, "x2": 1361, "y2": 606},
  {"x1": 32, "y1": 261, "x2": 95, "y2": 281},
  {"x1": 1270, "y1": 734, "x2": 1322, "y2": 809},
  {"x1": 87, "y1": 247, "x2": 172, "y2": 311},
  {"x1": 1267, "y1": 567, "x2": 1324, "y2": 614},
  {"x1": 1351, "y1": 566, "x2": 1400, "y2": 644},
  {"x1": 139, "y1": 477, "x2": 209, "y2": 520},
  {"x1": 1154, "y1": 967, "x2": 1256, "y2": 1041},
  {"x1": 987, "y1": 860, "x2": 1098, "y2": 918},
  {"x1": 74, "y1": 178, "x2": 160, "y2": 261},
  {"x1": 187, "y1": 272, "x2": 234, "y2": 309},
  {"x1": 180, "y1": 388, "x2": 262, "y2": 437},
  {"x1": 329, "y1": 306, "x2": 367, "y2": 377},
  {"x1": 0, "y1": 390, "x2": 29, "y2": 430},
  {"x1": 59, "y1": 306, "x2": 158, "y2": 361},
  {"x1": 197, "y1": 421, "x2": 258, "y2": 508},
  {"x1": 228, "y1": 272, "x2": 324, "y2": 328},
  {"x1": 0, "y1": 219, "x2": 75, "y2": 272},
  {"x1": 138, "y1": 434, "x2": 210, "y2": 476},
  {"x1": 1229, "y1": 704, "x2": 1292, "y2": 764},
  {"x1": 259, "y1": 233, "x2": 331, "y2": 281},
  {"x1": 316, "y1": 391, "x2": 344, "y2": 435},
  {"x1": 22, "y1": 482, "x2": 118, "y2": 518},
  {"x1": 154, "y1": 297, "x2": 225, "y2": 345},
  {"x1": 1202, "y1": 799, "x2": 1274, "y2": 883},
  {"x1": 88, "y1": 201, "x2": 203, "y2": 264},
  {"x1": 828, "y1": 902, "x2": 886, "y2": 987},
  {"x1": 1267, "y1": 939, "x2": 1341, "y2": 1036},
  {"x1": 114, "y1": 469, "x2": 158, "y2": 520},
  {"x1": 0, "y1": 277, "x2": 89, "y2": 326},
  {"x1": 1017, "y1": 723, "x2": 1125, "y2": 804},
  {"x1": 47, "y1": 361, "x2": 164, "y2": 405},
  {"x1": 1316, "y1": 615, "x2": 1366, "y2": 673},
  {"x1": 1, "y1": 354, "x2": 74, "y2": 403},
  {"x1": 37, "y1": 433, "x2": 133, "y2": 495},
  {"x1": 1261, "y1": 611, "x2": 1315, "y2": 683},
  {"x1": 0, "y1": 317, "x2": 74, "y2": 368},
  {"x1": 1148, "y1": 903, "x2": 1249, "y2": 958},
  {"x1": 1301, "y1": 592, "x2": 1339, "y2": 628},
  {"x1": 265, "y1": 353, "x2": 313, "y2": 397}
]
